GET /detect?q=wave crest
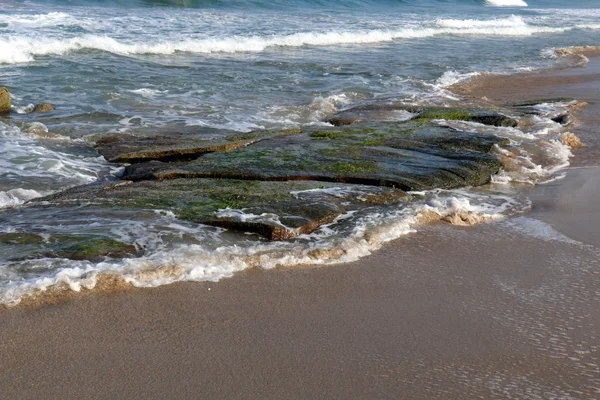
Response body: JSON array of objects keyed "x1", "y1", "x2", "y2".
[
  {"x1": 485, "y1": 0, "x2": 528, "y2": 6},
  {"x1": 0, "y1": 20, "x2": 581, "y2": 64}
]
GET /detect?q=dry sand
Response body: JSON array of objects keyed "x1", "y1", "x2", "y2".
[{"x1": 1, "y1": 58, "x2": 600, "y2": 399}]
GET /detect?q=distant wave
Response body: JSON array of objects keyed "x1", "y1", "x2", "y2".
[
  {"x1": 0, "y1": 12, "x2": 76, "y2": 27},
  {"x1": 3, "y1": 16, "x2": 593, "y2": 64},
  {"x1": 18, "y1": 0, "x2": 526, "y2": 10},
  {"x1": 485, "y1": 0, "x2": 528, "y2": 6}
]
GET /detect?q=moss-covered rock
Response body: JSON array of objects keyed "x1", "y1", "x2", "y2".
[
  {"x1": 38, "y1": 237, "x2": 141, "y2": 261},
  {"x1": 7, "y1": 235, "x2": 142, "y2": 262},
  {"x1": 32, "y1": 178, "x2": 407, "y2": 241},
  {"x1": 326, "y1": 103, "x2": 518, "y2": 127},
  {"x1": 0, "y1": 233, "x2": 45, "y2": 245},
  {"x1": 121, "y1": 122, "x2": 505, "y2": 192}
]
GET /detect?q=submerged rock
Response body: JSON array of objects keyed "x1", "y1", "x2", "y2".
[
  {"x1": 38, "y1": 237, "x2": 142, "y2": 261},
  {"x1": 32, "y1": 103, "x2": 55, "y2": 113},
  {"x1": 0, "y1": 87, "x2": 10, "y2": 114},
  {"x1": 7, "y1": 235, "x2": 143, "y2": 262},
  {"x1": 34, "y1": 178, "x2": 407, "y2": 241},
  {"x1": 0, "y1": 233, "x2": 45, "y2": 245}
]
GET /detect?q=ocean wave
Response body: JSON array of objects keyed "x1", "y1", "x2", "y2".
[
  {"x1": 0, "y1": 20, "x2": 584, "y2": 64},
  {"x1": 485, "y1": 0, "x2": 528, "y2": 6},
  {"x1": 0, "y1": 12, "x2": 78, "y2": 28},
  {"x1": 0, "y1": 188, "x2": 43, "y2": 209},
  {"x1": 18, "y1": 0, "x2": 529, "y2": 10},
  {"x1": 436, "y1": 15, "x2": 526, "y2": 29}
]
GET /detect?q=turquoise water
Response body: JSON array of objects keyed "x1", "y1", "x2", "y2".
[{"x1": 0, "y1": 0, "x2": 598, "y2": 304}]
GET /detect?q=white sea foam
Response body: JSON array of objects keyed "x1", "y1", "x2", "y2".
[
  {"x1": 436, "y1": 15, "x2": 526, "y2": 29},
  {"x1": 485, "y1": 0, "x2": 528, "y2": 6},
  {"x1": 0, "y1": 12, "x2": 77, "y2": 28},
  {"x1": 0, "y1": 186, "x2": 528, "y2": 306},
  {"x1": 128, "y1": 88, "x2": 167, "y2": 98},
  {"x1": 501, "y1": 217, "x2": 582, "y2": 245},
  {"x1": 440, "y1": 116, "x2": 573, "y2": 186},
  {"x1": 0, "y1": 188, "x2": 43, "y2": 208},
  {"x1": 0, "y1": 20, "x2": 589, "y2": 64},
  {"x1": 435, "y1": 70, "x2": 481, "y2": 88},
  {"x1": 0, "y1": 122, "x2": 111, "y2": 200}
]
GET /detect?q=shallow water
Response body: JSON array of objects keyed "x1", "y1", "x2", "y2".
[{"x1": 0, "y1": 0, "x2": 597, "y2": 304}]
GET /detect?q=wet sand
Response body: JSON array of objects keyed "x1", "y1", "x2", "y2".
[{"x1": 1, "y1": 57, "x2": 600, "y2": 399}]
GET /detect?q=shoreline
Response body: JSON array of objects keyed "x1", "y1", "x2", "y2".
[{"x1": 1, "y1": 55, "x2": 599, "y2": 398}]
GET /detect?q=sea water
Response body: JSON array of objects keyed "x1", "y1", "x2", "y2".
[{"x1": 0, "y1": 0, "x2": 598, "y2": 305}]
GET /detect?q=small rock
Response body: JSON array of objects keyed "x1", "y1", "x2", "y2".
[
  {"x1": 33, "y1": 103, "x2": 55, "y2": 113},
  {"x1": 551, "y1": 114, "x2": 570, "y2": 125},
  {"x1": 0, "y1": 87, "x2": 10, "y2": 114}
]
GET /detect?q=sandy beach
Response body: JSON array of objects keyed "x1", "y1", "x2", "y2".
[{"x1": 1, "y1": 57, "x2": 600, "y2": 399}]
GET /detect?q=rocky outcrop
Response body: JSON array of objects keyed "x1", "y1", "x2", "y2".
[
  {"x1": 121, "y1": 122, "x2": 506, "y2": 192},
  {"x1": 0, "y1": 87, "x2": 10, "y2": 114}
]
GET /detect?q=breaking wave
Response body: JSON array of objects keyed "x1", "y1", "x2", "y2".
[
  {"x1": 1, "y1": 19, "x2": 589, "y2": 64},
  {"x1": 485, "y1": 0, "x2": 528, "y2": 6}
]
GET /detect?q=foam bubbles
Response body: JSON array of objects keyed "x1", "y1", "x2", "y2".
[
  {"x1": 0, "y1": 188, "x2": 43, "y2": 208},
  {"x1": 436, "y1": 16, "x2": 526, "y2": 29},
  {"x1": 0, "y1": 20, "x2": 589, "y2": 64},
  {"x1": 0, "y1": 12, "x2": 77, "y2": 28}
]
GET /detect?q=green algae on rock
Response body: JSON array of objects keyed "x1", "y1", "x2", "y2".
[
  {"x1": 326, "y1": 103, "x2": 518, "y2": 127},
  {"x1": 121, "y1": 122, "x2": 506, "y2": 192},
  {"x1": 6, "y1": 235, "x2": 142, "y2": 262},
  {"x1": 31, "y1": 179, "x2": 407, "y2": 241}
]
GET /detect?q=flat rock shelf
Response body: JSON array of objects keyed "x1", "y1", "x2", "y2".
[{"x1": 1, "y1": 99, "x2": 577, "y2": 263}]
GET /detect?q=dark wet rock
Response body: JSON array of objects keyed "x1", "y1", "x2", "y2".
[
  {"x1": 32, "y1": 103, "x2": 55, "y2": 113},
  {"x1": 95, "y1": 128, "x2": 301, "y2": 163},
  {"x1": 18, "y1": 119, "x2": 510, "y2": 243},
  {"x1": 7, "y1": 235, "x2": 143, "y2": 262},
  {"x1": 33, "y1": 179, "x2": 407, "y2": 241},
  {"x1": 122, "y1": 122, "x2": 506, "y2": 192},
  {"x1": 326, "y1": 111, "x2": 364, "y2": 126},
  {"x1": 0, "y1": 87, "x2": 10, "y2": 114},
  {"x1": 326, "y1": 104, "x2": 518, "y2": 128},
  {"x1": 551, "y1": 114, "x2": 571, "y2": 125}
]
